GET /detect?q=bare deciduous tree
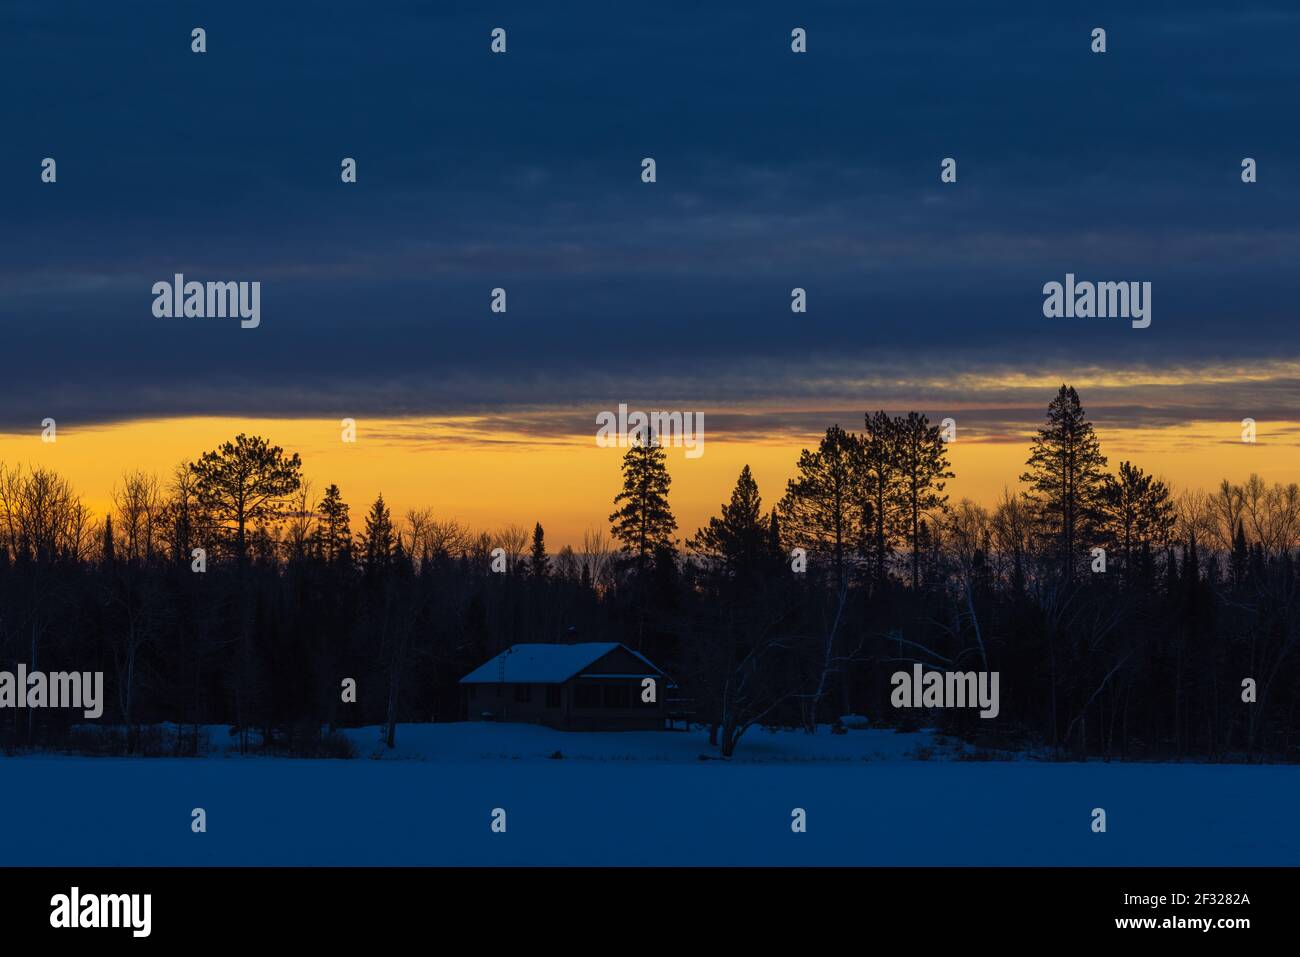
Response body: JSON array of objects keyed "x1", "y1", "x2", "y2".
[
  {"x1": 285, "y1": 480, "x2": 318, "y2": 562},
  {"x1": 580, "y1": 526, "x2": 613, "y2": 590},
  {"x1": 112, "y1": 470, "x2": 162, "y2": 563},
  {"x1": 494, "y1": 523, "x2": 529, "y2": 573}
]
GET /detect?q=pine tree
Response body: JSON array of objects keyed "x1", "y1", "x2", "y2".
[
  {"x1": 529, "y1": 522, "x2": 549, "y2": 578},
  {"x1": 1183, "y1": 531, "x2": 1200, "y2": 590},
  {"x1": 860, "y1": 411, "x2": 905, "y2": 585},
  {"x1": 609, "y1": 434, "x2": 677, "y2": 573},
  {"x1": 189, "y1": 433, "x2": 302, "y2": 562},
  {"x1": 1230, "y1": 521, "x2": 1249, "y2": 589},
  {"x1": 1020, "y1": 385, "x2": 1109, "y2": 580},
  {"x1": 778, "y1": 425, "x2": 864, "y2": 589},
  {"x1": 359, "y1": 494, "x2": 395, "y2": 574},
  {"x1": 392, "y1": 533, "x2": 412, "y2": 576},
  {"x1": 689, "y1": 465, "x2": 766, "y2": 580},
  {"x1": 766, "y1": 508, "x2": 784, "y2": 564},
  {"x1": 101, "y1": 515, "x2": 115, "y2": 567},
  {"x1": 1104, "y1": 460, "x2": 1175, "y2": 578},
  {"x1": 1164, "y1": 545, "x2": 1179, "y2": 598},
  {"x1": 315, "y1": 483, "x2": 352, "y2": 564},
  {"x1": 894, "y1": 411, "x2": 954, "y2": 589}
]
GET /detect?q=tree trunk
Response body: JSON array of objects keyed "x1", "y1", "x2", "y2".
[{"x1": 385, "y1": 663, "x2": 400, "y2": 749}]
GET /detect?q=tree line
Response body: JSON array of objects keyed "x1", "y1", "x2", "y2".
[{"x1": 0, "y1": 385, "x2": 1297, "y2": 760}]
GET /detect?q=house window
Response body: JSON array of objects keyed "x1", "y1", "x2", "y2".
[
  {"x1": 602, "y1": 685, "x2": 630, "y2": 709},
  {"x1": 574, "y1": 685, "x2": 602, "y2": 709},
  {"x1": 496, "y1": 684, "x2": 504, "y2": 698},
  {"x1": 514, "y1": 684, "x2": 532, "y2": 703},
  {"x1": 546, "y1": 686, "x2": 561, "y2": 708}
]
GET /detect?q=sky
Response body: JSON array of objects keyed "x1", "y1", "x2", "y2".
[{"x1": 2, "y1": 1, "x2": 1299, "y2": 544}]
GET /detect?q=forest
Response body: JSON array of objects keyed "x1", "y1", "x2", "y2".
[{"x1": 0, "y1": 384, "x2": 1296, "y2": 761}]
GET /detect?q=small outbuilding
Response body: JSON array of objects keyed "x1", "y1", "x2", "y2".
[{"x1": 459, "y1": 642, "x2": 671, "y2": 731}]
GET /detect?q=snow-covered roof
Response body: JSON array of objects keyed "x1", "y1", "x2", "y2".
[{"x1": 459, "y1": 642, "x2": 664, "y2": 684}]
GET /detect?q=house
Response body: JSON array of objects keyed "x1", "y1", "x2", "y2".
[{"x1": 458, "y1": 642, "x2": 672, "y2": 730}]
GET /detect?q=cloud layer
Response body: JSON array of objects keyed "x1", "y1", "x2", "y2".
[{"x1": 3, "y1": 1, "x2": 1299, "y2": 431}]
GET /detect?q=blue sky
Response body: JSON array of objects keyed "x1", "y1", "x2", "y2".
[{"x1": 3, "y1": 0, "x2": 1299, "y2": 432}]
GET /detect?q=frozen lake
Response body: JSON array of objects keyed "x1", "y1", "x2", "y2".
[{"x1": 2, "y1": 724, "x2": 1295, "y2": 866}]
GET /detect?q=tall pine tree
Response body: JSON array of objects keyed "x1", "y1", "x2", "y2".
[
  {"x1": 778, "y1": 424, "x2": 864, "y2": 589},
  {"x1": 609, "y1": 433, "x2": 677, "y2": 574},
  {"x1": 358, "y1": 493, "x2": 395, "y2": 574},
  {"x1": 189, "y1": 433, "x2": 302, "y2": 563},
  {"x1": 894, "y1": 411, "x2": 954, "y2": 589},
  {"x1": 529, "y1": 522, "x2": 549, "y2": 578},
  {"x1": 689, "y1": 464, "x2": 767, "y2": 581},
  {"x1": 315, "y1": 483, "x2": 352, "y2": 564},
  {"x1": 1020, "y1": 385, "x2": 1109, "y2": 581},
  {"x1": 860, "y1": 411, "x2": 904, "y2": 585}
]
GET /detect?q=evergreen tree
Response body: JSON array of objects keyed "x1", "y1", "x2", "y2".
[
  {"x1": 609, "y1": 434, "x2": 677, "y2": 573},
  {"x1": 860, "y1": 411, "x2": 905, "y2": 585},
  {"x1": 101, "y1": 515, "x2": 115, "y2": 567},
  {"x1": 189, "y1": 434, "x2": 302, "y2": 562},
  {"x1": 766, "y1": 508, "x2": 784, "y2": 565},
  {"x1": 689, "y1": 465, "x2": 767, "y2": 580},
  {"x1": 529, "y1": 522, "x2": 549, "y2": 578},
  {"x1": 1020, "y1": 385, "x2": 1109, "y2": 580},
  {"x1": 1182, "y1": 531, "x2": 1200, "y2": 590},
  {"x1": 315, "y1": 483, "x2": 352, "y2": 564},
  {"x1": 392, "y1": 533, "x2": 412, "y2": 576},
  {"x1": 1104, "y1": 460, "x2": 1175, "y2": 578},
  {"x1": 894, "y1": 411, "x2": 953, "y2": 589},
  {"x1": 1164, "y1": 545, "x2": 1180, "y2": 598},
  {"x1": 1230, "y1": 521, "x2": 1249, "y2": 589},
  {"x1": 778, "y1": 425, "x2": 864, "y2": 589},
  {"x1": 358, "y1": 494, "x2": 395, "y2": 574}
]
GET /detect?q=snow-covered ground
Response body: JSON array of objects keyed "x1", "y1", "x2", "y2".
[
  {"x1": 2, "y1": 722, "x2": 1296, "y2": 866},
  {"x1": 337, "y1": 721, "x2": 975, "y2": 763}
]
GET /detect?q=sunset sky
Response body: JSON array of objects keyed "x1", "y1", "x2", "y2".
[{"x1": 3, "y1": 2, "x2": 1300, "y2": 546}]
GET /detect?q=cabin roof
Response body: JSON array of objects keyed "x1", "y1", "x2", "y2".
[{"x1": 459, "y1": 642, "x2": 665, "y2": 685}]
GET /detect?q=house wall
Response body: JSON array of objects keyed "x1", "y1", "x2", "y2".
[
  {"x1": 463, "y1": 682, "x2": 565, "y2": 727},
  {"x1": 462, "y1": 675, "x2": 664, "y2": 731},
  {"x1": 562, "y1": 676, "x2": 663, "y2": 731}
]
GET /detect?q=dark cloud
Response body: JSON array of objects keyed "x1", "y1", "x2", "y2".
[{"x1": 2, "y1": 1, "x2": 1298, "y2": 430}]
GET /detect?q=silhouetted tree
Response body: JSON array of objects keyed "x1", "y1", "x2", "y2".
[
  {"x1": 1104, "y1": 460, "x2": 1175, "y2": 579},
  {"x1": 690, "y1": 465, "x2": 767, "y2": 582},
  {"x1": 190, "y1": 434, "x2": 302, "y2": 563},
  {"x1": 315, "y1": 483, "x2": 352, "y2": 564},
  {"x1": 779, "y1": 425, "x2": 864, "y2": 589},
  {"x1": 860, "y1": 411, "x2": 904, "y2": 586},
  {"x1": 894, "y1": 411, "x2": 954, "y2": 589},
  {"x1": 609, "y1": 434, "x2": 677, "y2": 574},
  {"x1": 359, "y1": 494, "x2": 395, "y2": 575},
  {"x1": 101, "y1": 515, "x2": 115, "y2": 567},
  {"x1": 529, "y1": 522, "x2": 549, "y2": 578},
  {"x1": 1020, "y1": 385, "x2": 1109, "y2": 581}
]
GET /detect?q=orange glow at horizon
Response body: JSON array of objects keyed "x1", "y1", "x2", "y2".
[{"x1": 1, "y1": 416, "x2": 1296, "y2": 549}]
